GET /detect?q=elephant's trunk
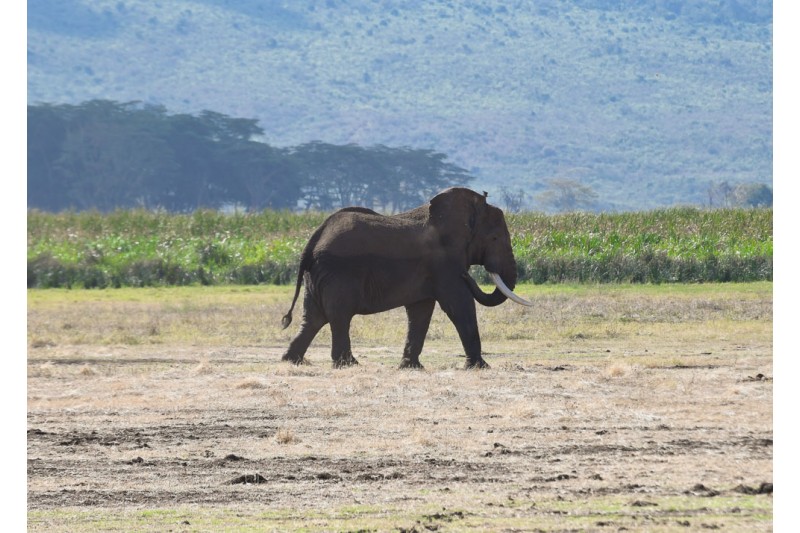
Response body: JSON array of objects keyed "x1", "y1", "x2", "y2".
[
  {"x1": 463, "y1": 272, "x2": 507, "y2": 307},
  {"x1": 463, "y1": 262, "x2": 531, "y2": 307}
]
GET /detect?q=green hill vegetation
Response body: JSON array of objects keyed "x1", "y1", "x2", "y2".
[
  {"x1": 27, "y1": 0, "x2": 772, "y2": 211},
  {"x1": 27, "y1": 207, "x2": 773, "y2": 288}
]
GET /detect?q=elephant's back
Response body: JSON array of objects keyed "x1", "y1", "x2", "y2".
[{"x1": 314, "y1": 209, "x2": 432, "y2": 260}]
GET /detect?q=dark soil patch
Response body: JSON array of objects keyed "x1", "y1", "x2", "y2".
[{"x1": 225, "y1": 473, "x2": 267, "y2": 485}]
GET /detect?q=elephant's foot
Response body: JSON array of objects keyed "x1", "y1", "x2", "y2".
[
  {"x1": 465, "y1": 358, "x2": 491, "y2": 370},
  {"x1": 281, "y1": 352, "x2": 307, "y2": 365},
  {"x1": 399, "y1": 358, "x2": 425, "y2": 370},
  {"x1": 332, "y1": 352, "x2": 359, "y2": 369}
]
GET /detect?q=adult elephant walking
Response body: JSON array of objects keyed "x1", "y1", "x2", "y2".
[{"x1": 281, "y1": 187, "x2": 532, "y2": 369}]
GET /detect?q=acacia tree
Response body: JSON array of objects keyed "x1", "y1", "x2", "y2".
[
  {"x1": 499, "y1": 186, "x2": 528, "y2": 213},
  {"x1": 220, "y1": 141, "x2": 301, "y2": 210},
  {"x1": 27, "y1": 104, "x2": 69, "y2": 211},
  {"x1": 292, "y1": 142, "x2": 387, "y2": 210},
  {"x1": 535, "y1": 177, "x2": 598, "y2": 212},
  {"x1": 27, "y1": 100, "x2": 473, "y2": 213},
  {"x1": 54, "y1": 102, "x2": 180, "y2": 211},
  {"x1": 292, "y1": 143, "x2": 473, "y2": 212},
  {"x1": 732, "y1": 183, "x2": 772, "y2": 207},
  {"x1": 162, "y1": 112, "x2": 220, "y2": 210},
  {"x1": 707, "y1": 180, "x2": 735, "y2": 207},
  {"x1": 380, "y1": 147, "x2": 472, "y2": 212},
  {"x1": 164, "y1": 111, "x2": 303, "y2": 210}
]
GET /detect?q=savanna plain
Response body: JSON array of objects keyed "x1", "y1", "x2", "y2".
[{"x1": 27, "y1": 283, "x2": 773, "y2": 532}]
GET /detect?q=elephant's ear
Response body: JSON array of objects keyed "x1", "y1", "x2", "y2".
[{"x1": 429, "y1": 188, "x2": 487, "y2": 244}]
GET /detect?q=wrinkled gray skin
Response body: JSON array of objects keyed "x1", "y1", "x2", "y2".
[{"x1": 281, "y1": 187, "x2": 520, "y2": 369}]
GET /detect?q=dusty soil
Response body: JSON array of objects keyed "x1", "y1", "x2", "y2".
[{"x1": 27, "y1": 285, "x2": 773, "y2": 531}]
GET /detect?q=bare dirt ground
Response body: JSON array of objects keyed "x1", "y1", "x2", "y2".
[{"x1": 27, "y1": 284, "x2": 773, "y2": 531}]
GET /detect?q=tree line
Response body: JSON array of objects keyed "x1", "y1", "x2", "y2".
[{"x1": 28, "y1": 100, "x2": 473, "y2": 213}]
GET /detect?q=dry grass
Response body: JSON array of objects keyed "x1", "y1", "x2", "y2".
[
  {"x1": 274, "y1": 428, "x2": 300, "y2": 445},
  {"x1": 27, "y1": 284, "x2": 773, "y2": 531},
  {"x1": 77, "y1": 364, "x2": 98, "y2": 377},
  {"x1": 28, "y1": 361, "x2": 56, "y2": 378},
  {"x1": 235, "y1": 377, "x2": 268, "y2": 389},
  {"x1": 603, "y1": 361, "x2": 638, "y2": 379},
  {"x1": 193, "y1": 358, "x2": 214, "y2": 375},
  {"x1": 26, "y1": 283, "x2": 773, "y2": 352}
]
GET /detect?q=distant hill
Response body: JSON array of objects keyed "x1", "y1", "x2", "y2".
[{"x1": 27, "y1": 0, "x2": 772, "y2": 211}]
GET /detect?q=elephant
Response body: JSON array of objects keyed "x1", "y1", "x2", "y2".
[{"x1": 280, "y1": 187, "x2": 533, "y2": 369}]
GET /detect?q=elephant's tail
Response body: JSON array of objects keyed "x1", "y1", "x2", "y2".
[
  {"x1": 282, "y1": 254, "x2": 309, "y2": 329},
  {"x1": 282, "y1": 225, "x2": 324, "y2": 329},
  {"x1": 281, "y1": 267, "x2": 303, "y2": 329}
]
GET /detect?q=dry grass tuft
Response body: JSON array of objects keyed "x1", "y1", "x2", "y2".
[
  {"x1": 194, "y1": 358, "x2": 213, "y2": 375},
  {"x1": 30, "y1": 338, "x2": 56, "y2": 349},
  {"x1": 505, "y1": 400, "x2": 539, "y2": 419},
  {"x1": 268, "y1": 390, "x2": 289, "y2": 407},
  {"x1": 412, "y1": 432, "x2": 436, "y2": 448},
  {"x1": 274, "y1": 428, "x2": 299, "y2": 445},
  {"x1": 77, "y1": 365, "x2": 98, "y2": 377},
  {"x1": 319, "y1": 406, "x2": 348, "y2": 418},
  {"x1": 603, "y1": 362, "x2": 638, "y2": 379},
  {"x1": 235, "y1": 377, "x2": 268, "y2": 389},
  {"x1": 29, "y1": 361, "x2": 57, "y2": 378},
  {"x1": 497, "y1": 361, "x2": 531, "y2": 372},
  {"x1": 271, "y1": 363, "x2": 322, "y2": 377}
]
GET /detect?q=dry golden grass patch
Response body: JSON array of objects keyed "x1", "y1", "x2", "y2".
[
  {"x1": 28, "y1": 361, "x2": 57, "y2": 378},
  {"x1": 193, "y1": 358, "x2": 214, "y2": 375},
  {"x1": 27, "y1": 284, "x2": 773, "y2": 531},
  {"x1": 234, "y1": 377, "x2": 268, "y2": 389},
  {"x1": 274, "y1": 428, "x2": 300, "y2": 445},
  {"x1": 602, "y1": 361, "x2": 639, "y2": 379}
]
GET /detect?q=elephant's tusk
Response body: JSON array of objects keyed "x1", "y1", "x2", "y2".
[{"x1": 488, "y1": 272, "x2": 534, "y2": 307}]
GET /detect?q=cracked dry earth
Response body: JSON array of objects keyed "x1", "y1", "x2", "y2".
[{"x1": 28, "y1": 343, "x2": 772, "y2": 531}]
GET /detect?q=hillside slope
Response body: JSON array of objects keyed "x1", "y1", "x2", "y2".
[{"x1": 27, "y1": 0, "x2": 772, "y2": 211}]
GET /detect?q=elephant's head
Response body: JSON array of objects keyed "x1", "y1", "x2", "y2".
[{"x1": 429, "y1": 188, "x2": 532, "y2": 307}]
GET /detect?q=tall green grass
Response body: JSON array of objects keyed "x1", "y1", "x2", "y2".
[
  {"x1": 27, "y1": 210, "x2": 325, "y2": 288},
  {"x1": 27, "y1": 208, "x2": 772, "y2": 288},
  {"x1": 504, "y1": 208, "x2": 772, "y2": 284}
]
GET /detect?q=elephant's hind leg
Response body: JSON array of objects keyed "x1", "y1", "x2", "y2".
[
  {"x1": 282, "y1": 317, "x2": 326, "y2": 364},
  {"x1": 282, "y1": 290, "x2": 327, "y2": 365},
  {"x1": 330, "y1": 315, "x2": 359, "y2": 368},
  {"x1": 399, "y1": 299, "x2": 435, "y2": 369}
]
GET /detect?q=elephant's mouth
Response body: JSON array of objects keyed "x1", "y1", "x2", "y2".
[{"x1": 487, "y1": 271, "x2": 534, "y2": 307}]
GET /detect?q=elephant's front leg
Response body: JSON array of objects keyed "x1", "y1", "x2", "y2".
[
  {"x1": 399, "y1": 299, "x2": 435, "y2": 369},
  {"x1": 438, "y1": 291, "x2": 489, "y2": 369},
  {"x1": 329, "y1": 315, "x2": 359, "y2": 368}
]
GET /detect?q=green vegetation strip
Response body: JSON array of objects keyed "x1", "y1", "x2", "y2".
[
  {"x1": 27, "y1": 208, "x2": 772, "y2": 288},
  {"x1": 27, "y1": 494, "x2": 772, "y2": 532}
]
